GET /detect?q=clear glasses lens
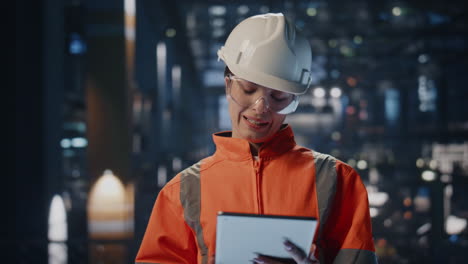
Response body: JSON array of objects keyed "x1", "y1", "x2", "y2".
[{"x1": 228, "y1": 76, "x2": 298, "y2": 114}]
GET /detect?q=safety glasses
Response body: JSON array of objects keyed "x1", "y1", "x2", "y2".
[{"x1": 227, "y1": 75, "x2": 299, "y2": 115}]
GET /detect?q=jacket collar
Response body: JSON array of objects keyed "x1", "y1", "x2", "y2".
[{"x1": 212, "y1": 124, "x2": 297, "y2": 161}]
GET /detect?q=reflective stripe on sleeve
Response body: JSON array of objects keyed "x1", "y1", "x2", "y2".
[
  {"x1": 180, "y1": 162, "x2": 208, "y2": 264},
  {"x1": 313, "y1": 151, "x2": 338, "y2": 242},
  {"x1": 313, "y1": 151, "x2": 338, "y2": 263},
  {"x1": 333, "y1": 248, "x2": 378, "y2": 264}
]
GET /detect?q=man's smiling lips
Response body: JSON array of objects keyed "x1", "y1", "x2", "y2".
[{"x1": 243, "y1": 115, "x2": 270, "y2": 128}]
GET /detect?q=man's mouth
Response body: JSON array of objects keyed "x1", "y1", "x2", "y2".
[{"x1": 243, "y1": 116, "x2": 269, "y2": 126}]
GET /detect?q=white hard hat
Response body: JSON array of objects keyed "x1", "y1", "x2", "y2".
[{"x1": 218, "y1": 13, "x2": 312, "y2": 95}]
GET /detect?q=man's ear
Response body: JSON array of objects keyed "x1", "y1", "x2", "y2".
[{"x1": 224, "y1": 76, "x2": 230, "y2": 93}]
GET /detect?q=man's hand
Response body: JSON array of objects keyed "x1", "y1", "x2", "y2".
[
  {"x1": 208, "y1": 240, "x2": 319, "y2": 264},
  {"x1": 252, "y1": 240, "x2": 319, "y2": 264}
]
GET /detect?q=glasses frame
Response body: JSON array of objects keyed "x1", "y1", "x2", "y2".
[{"x1": 226, "y1": 75, "x2": 299, "y2": 115}]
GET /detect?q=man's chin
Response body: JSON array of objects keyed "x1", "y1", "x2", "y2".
[{"x1": 245, "y1": 133, "x2": 273, "y2": 144}]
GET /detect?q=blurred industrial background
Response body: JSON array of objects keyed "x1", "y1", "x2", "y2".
[{"x1": 14, "y1": 0, "x2": 468, "y2": 263}]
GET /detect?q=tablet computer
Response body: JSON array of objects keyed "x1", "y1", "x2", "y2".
[{"x1": 215, "y1": 212, "x2": 317, "y2": 264}]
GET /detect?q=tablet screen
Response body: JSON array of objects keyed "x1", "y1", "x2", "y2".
[{"x1": 215, "y1": 212, "x2": 317, "y2": 264}]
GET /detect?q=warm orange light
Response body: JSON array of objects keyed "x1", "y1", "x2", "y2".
[
  {"x1": 87, "y1": 170, "x2": 132, "y2": 239},
  {"x1": 346, "y1": 106, "x2": 356, "y2": 115},
  {"x1": 346, "y1": 77, "x2": 357, "y2": 87},
  {"x1": 403, "y1": 197, "x2": 412, "y2": 207},
  {"x1": 403, "y1": 211, "x2": 413, "y2": 220},
  {"x1": 376, "y1": 238, "x2": 387, "y2": 247}
]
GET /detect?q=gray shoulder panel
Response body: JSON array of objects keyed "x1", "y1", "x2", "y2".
[
  {"x1": 313, "y1": 151, "x2": 338, "y2": 242},
  {"x1": 179, "y1": 162, "x2": 208, "y2": 264},
  {"x1": 334, "y1": 248, "x2": 378, "y2": 264}
]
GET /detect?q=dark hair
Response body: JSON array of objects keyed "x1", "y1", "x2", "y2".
[{"x1": 224, "y1": 66, "x2": 232, "y2": 77}]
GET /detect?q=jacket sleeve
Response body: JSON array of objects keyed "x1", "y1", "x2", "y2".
[
  {"x1": 320, "y1": 162, "x2": 378, "y2": 264},
  {"x1": 135, "y1": 183, "x2": 198, "y2": 264}
]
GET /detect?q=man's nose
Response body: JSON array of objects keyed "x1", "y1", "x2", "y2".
[{"x1": 251, "y1": 97, "x2": 269, "y2": 113}]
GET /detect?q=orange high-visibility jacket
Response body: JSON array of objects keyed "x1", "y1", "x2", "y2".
[{"x1": 136, "y1": 126, "x2": 377, "y2": 264}]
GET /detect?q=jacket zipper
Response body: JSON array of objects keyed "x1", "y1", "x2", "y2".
[{"x1": 253, "y1": 157, "x2": 263, "y2": 214}]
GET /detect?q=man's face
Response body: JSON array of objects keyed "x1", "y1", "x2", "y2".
[{"x1": 225, "y1": 76, "x2": 288, "y2": 143}]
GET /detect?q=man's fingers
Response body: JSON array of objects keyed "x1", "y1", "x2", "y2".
[
  {"x1": 284, "y1": 240, "x2": 307, "y2": 263},
  {"x1": 308, "y1": 244, "x2": 318, "y2": 262},
  {"x1": 252, "y1": 255, "x2": 286, "y2": 264},
  {"x1": 284, "y1": 240, "x2": 320, "y2": 264},
  {"x1": 251, "y1": 241, "x2": 320, "y2": 264},
  {"x1": 310, "y1": 244, "x2": 316, "y2": 255}
]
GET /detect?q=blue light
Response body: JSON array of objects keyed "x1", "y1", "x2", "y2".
[
  {"x1": 417, "y1": 187, "x2": 430, "y2": 197},
  {"x1": 379, "y1": 13, "x2": 390, "y2": 21},
  {"x1": 449, "y1": 235, "x2": 458, "y2": 243},
  {"x1": 69, "y1": 33, "x2": 87, "y2": 55},
  {"x1": 427, "y1": 12, "x2": 450, "y2": 25},
  {"x1": 385, "y1": 88, "x2": 400, "y2": 124},
  {"x1": 418, "y1": 75, "x2": 437, "y2": 112}
]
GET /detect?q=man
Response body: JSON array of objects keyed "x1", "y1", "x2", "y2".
[{"x1": 136, "y1": 13, "x2": 377, "y2": 264}]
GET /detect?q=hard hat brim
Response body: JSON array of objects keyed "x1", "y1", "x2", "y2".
[{"x1": 226, "y1": 62, "x2": 309, "y2": 95}]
